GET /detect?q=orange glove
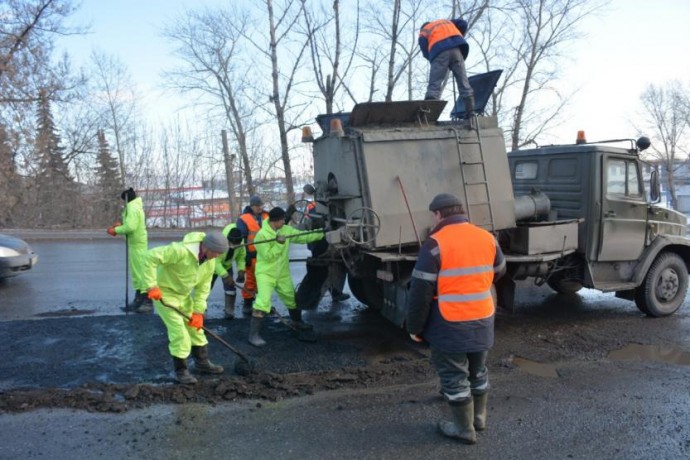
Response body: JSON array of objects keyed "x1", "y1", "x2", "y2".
[
  {"x1": 147, "y1": 287, "x2": 162, "y2": 301},
  {"x1": 107, "y1": 226, "x2": 117, "y2": 237},
  {"x1": 188, "y1": 312, "x2": 204, "y2": 330}
]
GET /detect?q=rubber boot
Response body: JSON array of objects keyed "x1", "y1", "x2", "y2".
[
  {"x1": 438, "y1": 399, "x2": 477, "y2": 444},
  {"x1": 172, "y1": 357, "x2": 198, "y2": 384},
  {"x1": 191, "y1": 345, "x2": 224, "y2": 374},
  {"x1": 136, "y1": 295, "x2": 153, "y2": 314},
  {"x1": 224, "y1": 293, "x2": 236, "y2": 320},
  {"x1": 248, "y1": 314, "x2": 266, "y2": 347},
  {"x1": 242, "y1": 298, "x2": 254, "y2": 316},
  {"x1": 122, "y1": 292, "x2": 145, "y2": 311},
  {"x1": 473, "y1": 392, "x2": 488, "y2": 431},
  {"x1": 463, "y1": 95, "x2": 476, "y2": 119},
  {"x1": 288, "y1": 308, "x2": 313, "y2": 331}
]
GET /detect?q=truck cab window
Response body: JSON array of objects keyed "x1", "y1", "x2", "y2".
[
  {"x1": 607, "y1": 159, "x2": 641, "y2": 198},
  {"x1": 515, "y1": 161, "x2": 538, "y2": 180}
]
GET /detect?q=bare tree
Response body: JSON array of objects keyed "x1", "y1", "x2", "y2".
[
  {"x1": 234, "y1": 0, "x2": 312, "y2": 203},
  {"x1": 639, "y1": 81, "x2": 690, "y2": 209},
  {"x1": 301, "y1": 0, "x2": 360, "y2": 114},
  {"x1": 472, "y1": 0, "x2": 607, "y2": 150},
  {"x1": 164, "y1": 6, "x2": 263, "y2": 199},
  {"x1": 0, "y1": 0, "x2": 82, "y2": 105},
  {"x1": 263, "y1": 0, "x2": 310, "y2": 203},
  {"x1": 89, "y1": 51, "x2": 139, "y2": 183}
]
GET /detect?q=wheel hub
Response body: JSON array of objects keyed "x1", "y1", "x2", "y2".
[{"x1": 656, "y1": 268, "x2": 679, "y2": 302}]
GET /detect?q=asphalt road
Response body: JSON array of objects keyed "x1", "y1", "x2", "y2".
[{"x1": 1, "y1": 232, "x2": 690, "y2": 459}]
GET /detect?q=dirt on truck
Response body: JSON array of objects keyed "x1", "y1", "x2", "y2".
[{"x1": 296, "y1": 70, "x2": 690, "y2": 324}]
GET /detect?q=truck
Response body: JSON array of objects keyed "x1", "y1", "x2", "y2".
[{"x1": 294, "y1": 70, "x2": 690, "y2": 324}]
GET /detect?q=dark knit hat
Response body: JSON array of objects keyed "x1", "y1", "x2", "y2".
[
  {"x1": 303, "y1": 184, "x2": 315, "y2": 195},
  {"x1": 227, "y1": 227, "x2": 243, "y2": 244},
  {"x1": 429, "y1": 193, "x2": 462, "y2": 211},
  {"x1": 268, "y1": 206, "x2": 286, "y2": 222},
  {"x1": 249, "y1": 195, "x2": 263, "y2": 207},
  {"x1": 120, "y1": 188, "x2": 136, "y2": 202},
  {"x1": 203, "y1": 231, "x2": 229, "y2": 253}
]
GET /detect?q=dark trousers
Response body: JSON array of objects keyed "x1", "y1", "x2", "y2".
[
  {"x1": 431, "y1": 349, "x2": 489, "y2": 403},
  {"x1": 425, "y1": 47, "x2": 473, "y2": 100}
]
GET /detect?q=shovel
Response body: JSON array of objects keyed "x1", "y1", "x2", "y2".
[
  {"x1": 158, "y1": 298, "x2": 256, "y2": 376},
  {"x1": 270, "y1": 308, "x2": 317, "y2": 343},
  {"x1": 235, "y1": 284, "x2": 316, "y2": 343}
]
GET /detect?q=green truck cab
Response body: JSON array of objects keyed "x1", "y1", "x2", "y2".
[{"x1": 504, "y1": 138, "x2": 690, "y2": 317}]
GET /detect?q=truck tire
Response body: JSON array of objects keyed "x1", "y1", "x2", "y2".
[
  {"x1": 546, "y1": 272, "x2": 583, "y2": 295},
  {"x1": 348, "y1": 276, "x2": 383, "y2": 309},
  {"x1": 634, "y1": 252, "x2": 688, "y2": 317}
]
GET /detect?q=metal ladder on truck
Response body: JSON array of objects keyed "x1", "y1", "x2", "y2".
[{"x1": 453, "y1": 119, "x2": 496, "y2": 233}]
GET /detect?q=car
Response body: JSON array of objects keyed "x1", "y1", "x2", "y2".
[{"x1": 0, "y1": 233, "x2": 38, "y2": 279}]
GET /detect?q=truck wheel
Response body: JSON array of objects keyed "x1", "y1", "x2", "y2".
[
  {"x1": 546, "y1": 272, "x2": 583, "y2": 294},
  {"x1": 634, "y1": 252, "x2": 688, "y2": 317},
  {"x1": 348, "y1": 276, "x2": 383, "y2": 309}
]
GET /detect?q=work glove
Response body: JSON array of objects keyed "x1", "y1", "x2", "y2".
[
  {"x1": 409, "y1": 333, "x2": 423, "y2": 343},
  {"x1": 236, "y1": 270, "x2": 246, "y2": 283},
  {"x1": 106, "y1": 221, "x2": 121, "y2": 237},
  {"x1": 276, "y1": 235, "x2": 286, "y2": 244},
  {"x1": 147, "y1": 287, "x2": 163, "y2": 301},
  {"x1": 188, "y1": 312, "x2": 204, "y2": 330}
]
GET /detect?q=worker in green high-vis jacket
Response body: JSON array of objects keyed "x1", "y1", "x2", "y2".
[{"x1": 107, "y1": 188, "x2": 150, "y2": 313}]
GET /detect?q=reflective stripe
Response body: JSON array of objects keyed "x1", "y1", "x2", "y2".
[
  {"x1": 412, "y1": 269, "x2": 438, "y2": 282},
  {"x1": 444, "y1": 389, "x2": 471, "y2": 401},
  {"x1": 471, "y1": 381, "x2": 489, "y2": 391},
  {"x1": 440, "y1": 265, "x2": 493, "y2": 277},
  {"x1": 438, "y1": 290, "x2": 492, "y2": 303},
  {"x1": 494, "y1": 259, "x2": 506, "y2": 274}
]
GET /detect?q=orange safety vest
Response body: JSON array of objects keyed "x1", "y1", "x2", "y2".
[
  {"x1": 239, "y1": 211, "x2": 268, "y2": 253},
  {"x1": 419, "y1": 19, "x2": 462, "y2": 53},
  {"x1": 431, "y1": 222, "x2": 496, "y2": 322}
]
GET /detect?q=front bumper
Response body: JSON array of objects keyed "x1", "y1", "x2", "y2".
[{"x1": 0, "y1": 253, "x2": 38, "y2": 278}]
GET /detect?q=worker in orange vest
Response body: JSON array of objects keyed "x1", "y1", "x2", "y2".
[
  {"x1": 236, "y1": 195, "x2": 269, "y2": 316},
  {"x1": 406, "y1": 193, "x2": 506, "y2": 445},
  {"x1": 419, "y1": 18, "x2": 474, "y2": 117}
]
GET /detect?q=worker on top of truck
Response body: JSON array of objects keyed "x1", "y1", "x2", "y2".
[
  {"x1": 406, "y1": 192, "x2": 506, "y2": 444},
  {"x1": 419, "y1": 18, "x2": 474, "y2": 116}
]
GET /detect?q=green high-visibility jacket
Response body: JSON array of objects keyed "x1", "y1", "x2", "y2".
[
  {"x1": 215, "y1": 223, "x2": 246, "y2": 278},
  {"x1": 114, "y1": 197, "x2": 147, "y2": 248},
  {"x1": 143, "y1": 232, "x2": 215, "y2": 314},
  {"x1": 254, "y1": 220, "x2": 324, "y2": 279}
]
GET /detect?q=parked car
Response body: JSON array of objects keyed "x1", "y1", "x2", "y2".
[{"x1": 0, "y1": 234, "x2": 38, "y2": 279}]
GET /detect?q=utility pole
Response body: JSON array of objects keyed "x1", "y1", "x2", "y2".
[{"x1": 221, "y1": 130, "x2": 237, "y2": 219}]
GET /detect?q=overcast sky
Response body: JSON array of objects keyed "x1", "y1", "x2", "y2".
[{"x1": 60, "y1": 0, "x2": 690, "y2": 146}]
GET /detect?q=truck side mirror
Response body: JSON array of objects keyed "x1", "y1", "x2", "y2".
[{"x1": 650, "y1": 169, "x2": 661, "y2": 203}]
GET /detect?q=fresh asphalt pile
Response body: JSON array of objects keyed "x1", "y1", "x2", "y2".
[
  {"x1": 0, "y1": 308, "x2": 434, "y2": 413},
  {"x1": 0, "y1": 357, "x2": 434, "y2": 413}
]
